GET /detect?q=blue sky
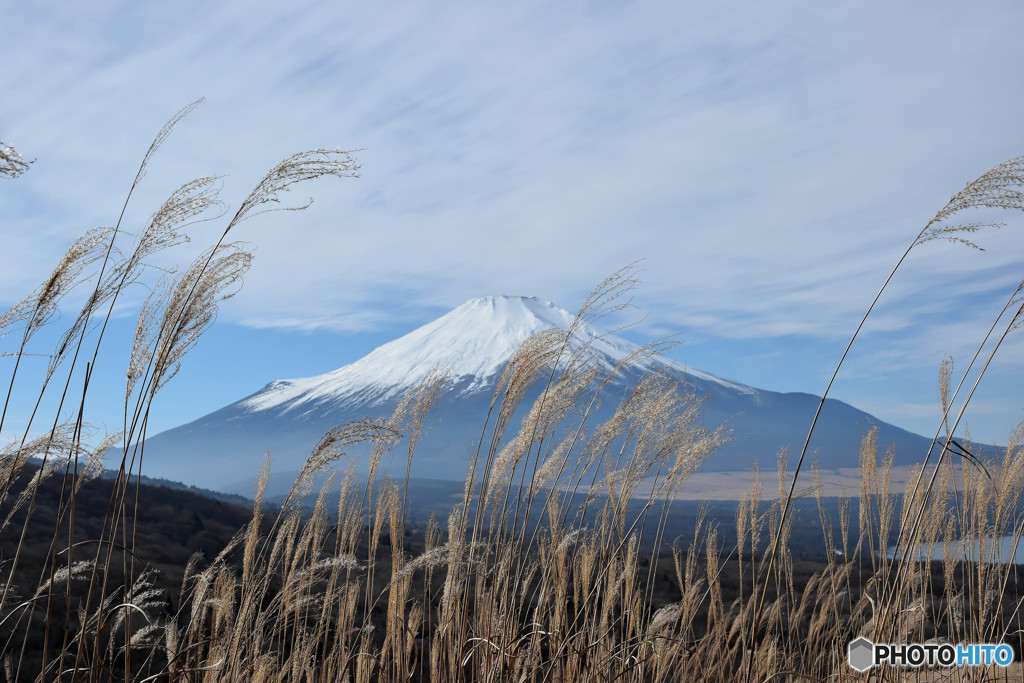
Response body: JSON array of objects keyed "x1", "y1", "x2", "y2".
[{"x1": 3, "y1": 1, "x2": 1024, "y2": 448}]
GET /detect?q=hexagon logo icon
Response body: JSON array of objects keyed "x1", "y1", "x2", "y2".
[{"x1": 848, "y1": 637, "x2": 875, "y2": 672}]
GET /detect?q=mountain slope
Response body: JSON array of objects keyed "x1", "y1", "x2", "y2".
[{"x1": 134, "y1": 295, "x2": 941, "y2": 493}]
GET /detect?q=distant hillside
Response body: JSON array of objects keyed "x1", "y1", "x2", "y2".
[{"x1": 96, "y1": 467, "x2": 257, "y2": 508}]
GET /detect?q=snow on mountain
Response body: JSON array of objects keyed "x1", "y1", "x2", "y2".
[
  {"x1": 132, "y1": 294, "x2": 940, "y2": 494},
  {"x1": 240, "y1": 295, "x2": 756, "y2": 414}
]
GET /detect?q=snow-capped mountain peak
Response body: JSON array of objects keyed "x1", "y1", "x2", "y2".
[
  {"x1": 240, "y1": 295, "x2": 754, "y2": 414},
  {"x1": 135, "y1": 295, "x2": 938, "y2": 491}
]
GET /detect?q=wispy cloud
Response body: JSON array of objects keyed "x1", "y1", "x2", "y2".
[{"x1": 3, "y1": 1, "x2": 1024, "y2": 442}]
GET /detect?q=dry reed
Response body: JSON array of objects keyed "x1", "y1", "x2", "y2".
[{"x1": 3, "y1": 114, "x2": 1024, "y2": 682}]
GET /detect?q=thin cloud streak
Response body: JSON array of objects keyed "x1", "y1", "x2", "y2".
[{"x1": 3, "y1": 1, "x2": 1024, "y2": 443}]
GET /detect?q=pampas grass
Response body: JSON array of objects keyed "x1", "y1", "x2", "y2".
[
  {"x1": 0, "y1": 141, "x2": 32, "y2": 179},
  {"x1": 3, "y1": 108, "x2": 1024, "y2": 681}
]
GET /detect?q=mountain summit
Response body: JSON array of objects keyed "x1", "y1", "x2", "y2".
[
  {"x1": 133, "y1": 295, "x2": 935, "y2": 493},
  {"x1": 242, "y1": 295, "x2": 752, "y2": 414}
]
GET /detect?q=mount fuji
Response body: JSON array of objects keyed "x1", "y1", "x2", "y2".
[{"x1": 134, "y1": 295, "x2": 937, "y2": 495}]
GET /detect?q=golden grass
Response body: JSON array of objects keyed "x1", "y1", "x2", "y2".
[{"x1": 2, "y1": 107, "x2": 1024, "y2": 681}]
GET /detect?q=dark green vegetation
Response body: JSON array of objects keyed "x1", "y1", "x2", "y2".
[{"x1": 0, "y1": 466, "x2": 262, "y2": 678}]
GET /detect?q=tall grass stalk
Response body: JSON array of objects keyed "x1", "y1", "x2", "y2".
[
  {"x1": 754, "y1": 155, "x2": 1024, "y2": 679},
  {"x1": 3, "y1": 118, "x2": 1024, "y2": 681}
]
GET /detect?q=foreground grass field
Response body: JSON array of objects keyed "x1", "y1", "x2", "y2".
[{"x1": 3, "y1": 106, "x2": 1024, "y2": 681}]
